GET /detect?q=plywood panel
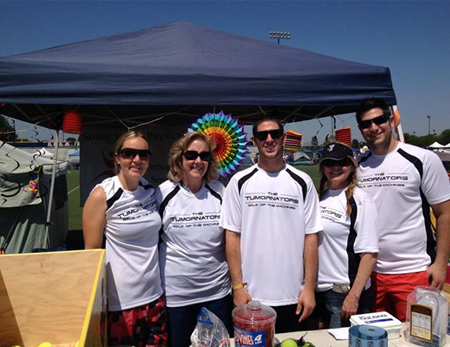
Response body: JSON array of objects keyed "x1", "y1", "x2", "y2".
[{"x1": 0, "y1": 250, "x2": 105, "y2": 347}]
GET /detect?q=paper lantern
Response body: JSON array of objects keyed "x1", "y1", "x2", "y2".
[
  {"x1": 393, "y1": 109, "x2": 401, "y2": 127},
  {"x1": 62, "y1": 111, "x2": 82, "y2": 134},
  {"x1": 335, "y1": 127, "x2": 352, "y2": 146}
]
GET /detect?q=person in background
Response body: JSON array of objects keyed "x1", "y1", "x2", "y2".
[
  {"x1": 356, "y1": 98, "x2": 450, "y2": 321},
  {"x1": 314, "y1": 142, "x2": 378, "y2": 328},
  {"x1": 83, "y1": 130, "x2": 167, "y2": 347},
  {"x1": 220, "y1": 116, "x2": 322, "y2": 333},
  {"x1": 156, "y1": 131, "x2": 232, "y2": 347}
]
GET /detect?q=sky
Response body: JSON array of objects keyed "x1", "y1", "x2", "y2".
[{"x1": 1, "y1": 0, "x2": 450, "y2": 144}]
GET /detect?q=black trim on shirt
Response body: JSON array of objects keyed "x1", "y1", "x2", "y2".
[
  {"x1": 286, "y1": 168, "x2": 307, "y2": 202},
  {"x1": 106, "y1": 188, "x2": 123, "y2": 210},
  {"x1": 238, "y1": 168, "x2": 259, "y2": 194},
  {"x1": 205, "y1": 184, "x2": 222, "y2": 204},
  {"x1": 159, "y1": 185, "x2": 181, "y2": 216},
  {"x1": 397, "y1": 148, "x2": 436, "y2": 262},
  {"x1": 346, "y1": 196, "x2": 359, "y2": 287},
  {"x1": 358, "y1": 151, "x2": 372, "y2": 164}
]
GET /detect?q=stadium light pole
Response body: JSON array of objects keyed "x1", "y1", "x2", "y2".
[
  {"x1": 427, "y1": 115, "x2": 431, "y2": 135},
  {"x1": 269, "y1": 31, "x2": 291, "y2": 44}
]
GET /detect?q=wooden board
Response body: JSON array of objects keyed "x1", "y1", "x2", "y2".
[{"x1": 0, "y1": 249, "x2": 105, "y2": 347}]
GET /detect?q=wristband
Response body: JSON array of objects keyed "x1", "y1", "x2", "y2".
[{"x1": 232, "y1": 282, "x2": 247, "y2": 290}]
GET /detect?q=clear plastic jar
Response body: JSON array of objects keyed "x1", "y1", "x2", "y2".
[{"x1": 232, "y1": 300, "x2": 276, "y2": 347}]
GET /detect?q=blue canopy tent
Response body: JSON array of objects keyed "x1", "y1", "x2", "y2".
[
  {"x1": 0, "y1": 20, "x2": 396, "y2": 128},
  {"x1": 0, "y1": 20, "x2": 399, "y2": 211}
]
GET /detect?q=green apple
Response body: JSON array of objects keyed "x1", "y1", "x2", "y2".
[
  {"x1": 280, "y1": 338, "x2": 298, "y2": 347},
  {"x1": 38, "y1": 343, "x2": 53, "y2": 347}
]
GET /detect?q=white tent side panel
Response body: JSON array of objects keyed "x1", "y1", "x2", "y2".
[{"x1": 0, "y1": 142, "x2": 68, "y2": 253}]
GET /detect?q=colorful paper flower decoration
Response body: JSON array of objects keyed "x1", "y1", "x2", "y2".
[{"x1": 187, "y1": 111, "x2": 249, "y2": 176}]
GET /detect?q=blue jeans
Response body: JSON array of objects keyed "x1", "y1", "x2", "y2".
[
  {"x1": 167, "y1": 294, "x2": 233, "y2": 347},
  {"x1": 315, "y1": 287, "x2": 372, "y2": 328}
]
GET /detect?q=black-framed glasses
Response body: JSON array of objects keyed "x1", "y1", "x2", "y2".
[
  {"x1": 358, "y1": 114, "x2": 391, "y2": 129},
  {"x1": 322, "y1": 159, "x2": 352, "y2": 168},
  {"x1": 254, "y1": 128, "x2": 284, "y2": 141},
  {"x1": 118, "y1": 148, "x2": 151, "y2": 160},
  {"x1": 183, "y1": 150, "x2": 211, "y2": 162}
]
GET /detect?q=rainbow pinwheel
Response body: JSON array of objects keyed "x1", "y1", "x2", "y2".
[{"x1": 187, "y1": 111, "x2": 249, "y2": 176}]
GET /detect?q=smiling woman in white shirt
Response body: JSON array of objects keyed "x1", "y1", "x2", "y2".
[
  {"x1": 314, "y1": 142, "x2": 379, "y2": 329},
  {"x1": 156, "y1": 131, "x2": 232, "y2": 347},
  {"x1": 83, "y1": 129, "x2": 167, "y2": 347}
]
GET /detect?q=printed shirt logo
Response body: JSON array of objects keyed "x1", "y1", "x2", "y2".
[
  {"x1": 244, "y1": 191, "x2": 299, "y2": 210},
  {"x1": 358, "y1": 172, "x2": 409, "y2": 189},
  {"x1": 116, "y1": 200, "x2": 157, "y2": 221},
  {"x1": 169, "y1": 212, "x2": 220, "y2": 229},
  {"x1": 320, "y1": 205, "x2": 343, "y2": 222}
]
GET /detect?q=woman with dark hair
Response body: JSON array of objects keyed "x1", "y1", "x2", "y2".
[
  {"x1": 156, "y1": 131, "x2": 232, "y2": 347},
  {"x1": 83, "y1": 130, "x2": 167, "y2": 347},
  {"x1": 314, "y1": 142, "x2": 379, "y2": 328}
]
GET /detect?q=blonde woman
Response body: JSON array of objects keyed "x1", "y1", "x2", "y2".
[
  {"x1": 314, "y1": 142, "x2": 378, "y2": 328},
  {"x1": 156, "y1": 131, "x2": 232, "y2": 347},
  {"x1": 83, "y1": 130, "x2": 167, "y2": 347}
]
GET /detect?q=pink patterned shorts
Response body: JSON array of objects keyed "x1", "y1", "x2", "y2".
[{"x1": 108, "y1": 296, "x2": 168, "y2": 347}]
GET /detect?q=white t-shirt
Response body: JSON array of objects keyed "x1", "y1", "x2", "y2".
[
  {"x1": 96, "y1": 176, "x2": 162, "y2": 311},
  {"x1": 220, "y1": 164, "x2": 322, "y2": 306},
  {"x1": 156, "y1": 180, "x2": 231, "y2": 307},
  {"x1": 357, "y1": 142, "x2": 450, "y2": 274},
  {"x1": 316, "y1": 187, "x2": 379, "y2": 292}
]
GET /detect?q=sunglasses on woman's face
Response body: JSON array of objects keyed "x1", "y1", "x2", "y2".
[
  {"x1": 118, "y1": 148, "x2": 152, "y2": 160},
  {"x1": 254, "y1": 128, "x2": 284, "y2": 141},
  {"x1": 322, "y1": 158, "x2": 352, "y2": 168},
  {"x1": 358, "y1": 114, "x2": 391, "y2": 129},
  {"x1": 183, "y1": 150, "x2": 211, "y2": 162}
]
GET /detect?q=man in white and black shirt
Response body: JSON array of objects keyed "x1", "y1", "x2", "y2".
[
  {"x1": 356, "y1": 98, "x2": 450, "y2": 321},
  {"x1": 220, "y1": 116, "x2": 322, "y2": 333}
]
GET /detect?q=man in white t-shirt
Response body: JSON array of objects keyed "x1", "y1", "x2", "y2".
[
  {"x1": 356, "y1": 98, "x2": 450, "y2": 321},
  {"x1": 220, "y1": 116, "x2": 322, "y2": 333}
]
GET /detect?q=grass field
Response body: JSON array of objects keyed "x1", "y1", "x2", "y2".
[
  {"x1": 66, "y1": 165, "x2": 321, "y2": 231},
  {"x1": 67, "y1": 169, "x2": 82, "y2": 231},
  {"x1": 295, "y1": 164, "x2": 320, "y2": 188}
]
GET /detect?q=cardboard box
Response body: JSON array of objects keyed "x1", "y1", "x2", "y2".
[
  {"x1": 0, "y1": 249, "x2": 106, "y2": 347},
  {"x1": 350, "y1": 311, "x2": 403, "y2": 340}
]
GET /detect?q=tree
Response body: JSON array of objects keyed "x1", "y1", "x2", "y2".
[
  {"x1": 0, "y1": 114, "x2": 18, "y2": 142},
  {"x1": 437, "y1": 129, "x2": 450, "y2": 145},
  {"x1": 403, "y1": 129, "x2": 450, "y2": 148}
]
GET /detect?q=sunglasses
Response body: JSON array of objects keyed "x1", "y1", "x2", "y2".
[
  {"x1": 118, "y1": 148, "x2": 151, "y2": 160},
  {"x1": 254, "y1": 128, "x2": 284, "y2": 141},
  {"x1": 183, "y1": 150, "x2": 211, "y2": 162},
  {"x1": 322, "y1": 158, "x2": 352, "y2": 168},
  {"x1": 358, "y1": 114, "x2": 391, "y2": 129}
]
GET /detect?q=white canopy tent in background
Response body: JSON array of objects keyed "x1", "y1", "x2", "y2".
[{"x1": 428, "y1": 141, "x2": 445, "y2": 149}]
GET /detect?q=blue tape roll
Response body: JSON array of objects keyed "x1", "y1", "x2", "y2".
[{"x1": 349, "y1": 325, "x2": 388, "y2": 347}]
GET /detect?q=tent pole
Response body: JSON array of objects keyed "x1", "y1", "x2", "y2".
[{"x1": 44, "y1": 129, "x2": 59, "y2": 249}]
